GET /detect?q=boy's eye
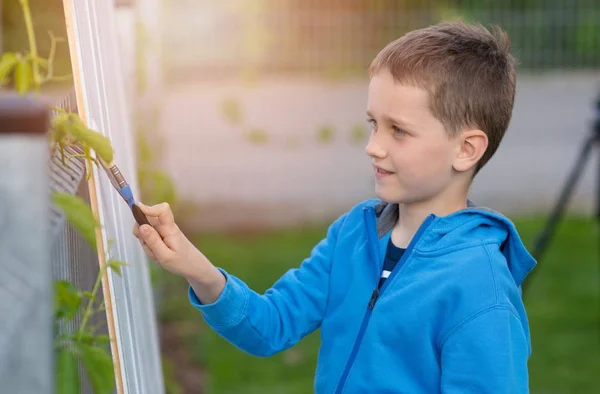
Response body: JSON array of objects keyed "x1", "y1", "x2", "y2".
[
  {"x1": 367, "y1": 118, "x2": 377, "y2": 130},
  {"x1": 393, "y1": 126, "x2": 407, "y2": 136}
]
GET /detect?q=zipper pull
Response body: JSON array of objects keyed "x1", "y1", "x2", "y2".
[{"x1": 367, "y1": 288, "x2": 379, "y2": 310}]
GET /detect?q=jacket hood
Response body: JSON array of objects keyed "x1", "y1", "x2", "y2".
[{"x1": 373, "y1": 200, "x2": 537, "y2": 286}]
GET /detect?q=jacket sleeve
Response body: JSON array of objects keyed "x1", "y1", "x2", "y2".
[
  {"x1": 440, "y1": 306, "x2": 531, "y2": 393},
  {"x1": 187, "y1": 213, "x2": 347, "y2": 357}
]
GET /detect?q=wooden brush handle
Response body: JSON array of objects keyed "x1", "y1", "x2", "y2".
[{"x1": 131, "y1": 204, "x2": 151, "y2": 227}]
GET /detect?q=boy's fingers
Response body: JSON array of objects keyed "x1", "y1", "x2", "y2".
[
  {"x1": 141, "y1": 240, "x2": 156, "y2": 261},
  {"x1": 134, "y1": 221, "x2": 162, "y2": 242},
  {"x1": 148, "y1": 216, "x2": 160, "y2": 227},
  {"x1": 137, "y1": 234, "x2": 156, "y2": 260},
  {"x1": 138, "y1": 202, "x2": 174, "y2": 226},
  {"x1": 137, "y1": 207, "x2": 160, "y2": 227},
  {"x1": 139, "y1": 224, "x2": 175, "y2": 262}
]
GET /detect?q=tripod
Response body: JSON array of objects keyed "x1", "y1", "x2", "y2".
[{"x1": 521, "y1": 91, "x2": 600, "y2": 295}]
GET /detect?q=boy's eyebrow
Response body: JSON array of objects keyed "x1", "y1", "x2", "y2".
[{"x1": 366, "y1": 110, "x2": 412, "y2": 128}]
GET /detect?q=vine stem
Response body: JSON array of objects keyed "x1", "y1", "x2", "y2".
[
  {"x1": 78, "y1": 267, "x2": 106, "y2": 338},
  {"x1": 18, "y1": 0, "x2": 41, "y2": 91}
]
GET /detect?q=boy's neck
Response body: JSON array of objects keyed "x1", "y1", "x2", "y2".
[{"x1": 392, "y1": 190, "x2": 469, "y2": 248}]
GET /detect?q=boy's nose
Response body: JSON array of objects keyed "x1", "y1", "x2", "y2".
[{"x1": 365, "y1": 138, "x2": 387, "y2": 159}]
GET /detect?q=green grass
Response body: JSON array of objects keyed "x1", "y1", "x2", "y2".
[
  {"x1": 518, "y1": 217, "x2": 600, "y2": 393},
  {"x1": 158, "y1": 216, "x2": 599, "y2": 393}
]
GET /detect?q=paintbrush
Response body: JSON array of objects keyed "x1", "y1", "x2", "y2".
[{"x1": 99, "y1": 158, "x2": 152, "y2": 227}]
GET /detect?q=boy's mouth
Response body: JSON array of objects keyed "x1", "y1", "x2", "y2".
[{"x1": 374, "y1": 165, "x2": 394, "y2": 177}]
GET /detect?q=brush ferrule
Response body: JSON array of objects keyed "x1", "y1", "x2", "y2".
[{"x1": 108, "y1": 165, "x2": 127, "y2": 189}]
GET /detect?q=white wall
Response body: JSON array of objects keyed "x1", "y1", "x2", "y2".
[{"x1": 158, "y1": 72, "x2": 600, "y2": 229}]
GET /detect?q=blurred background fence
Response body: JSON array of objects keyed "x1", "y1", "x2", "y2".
[
  {"x1": 164, "y1": 0, "x2": 600, "y2": 83},
  {"x1": 153, "y1": 0, "x2": 600, "y2": 232},
  {"x1": 3, "y1": 0, "x2": 599, "y2": 83}
]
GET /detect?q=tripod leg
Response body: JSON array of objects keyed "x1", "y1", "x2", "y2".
[
  {"x1": 522, "y1": 133, "x2": 596, "y2": 295},
  {"x1": 597, "y1": 147, "x2": 600, "y2": 226},
  {"x1": 596, "y1": 132, "x2": 600, "y2": 343}
]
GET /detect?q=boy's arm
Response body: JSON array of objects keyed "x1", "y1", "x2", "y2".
[
  {"x1": 135, "y1": 201, "x2": 346, "y2": 357},
  {"x1": 440, "y1": 306, "x2": 530, "y2": 393},
  {"x1": 185, "y1": 213, "x2": 347, "y2": 357}
]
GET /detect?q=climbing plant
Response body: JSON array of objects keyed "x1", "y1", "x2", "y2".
[{"x1": 0, "y1": 1, "x2": 123, "y2": 393}]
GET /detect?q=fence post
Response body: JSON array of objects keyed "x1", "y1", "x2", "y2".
[{"x1": 0, "y1": 93, "x2": 52, "y2": 392}]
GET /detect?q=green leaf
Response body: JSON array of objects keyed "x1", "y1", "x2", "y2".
[
  {"x1": 220, "y1": 97, "x2": 243, "y2": 125},
  {"x1": 52, "y1": 106, "x2": 68, "y2": 114},
  {"x1": 54, "y1": 280, "x2": 83, "y2": 321},
  {"x1": 69, "y1": 123, "x2": 114, "y2": 163},
  {"x1": 79, "y1": 344, "x2": 115, "y2": 394},
  {"x1": 142, "y1": 169, "x2": 177, "y2": 206},
  {"x1": 76, "y1": 331, "x2": 96, "y2": 345},
  {"x1": 83, "y1": 291, "x2": 94, "y2": 298},
  {"x1": 350, "y1": 123, "x2": 368, "y2": 144},
  {"x1": 136, "y1": 131, "x2": 154, "y2": 165},
  {"x1": 93, "y1": 335, "x2": 111, "y2": 345},
  {"x1": 56, "y1": 347, "x2": 80, "y2": 394},
  {"x1": 81, "y1": 127, "x2": 114, "y2": 163},
  {"x1": 14, "y1": 58, "x2": 32, "y2": 94},
  {"x1": 316, "y1": 125, "x2": 335, "y2": 144},
  {"x1": 245, "y1": 128, "x2": 269, "y2": 144},
  {"x1": 51, "y1": 192, "x2": 99, "y2": 249},
  {"x1": 0, "y1": 53, "x2": 18, "y2": 84},
  {"x1": 107, "y1": 259, "x2": 127, "y2": 276},
  {"x1": 76, "y1": 332, "x2": 111, "y2": 345},
  {"x1": 49, "y1": 117, "x2": 69, "y2": 147}
]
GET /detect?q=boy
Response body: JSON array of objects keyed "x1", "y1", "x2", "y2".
[{"x1": 135, "y1": 20, "x2": 536, "y2": 393}]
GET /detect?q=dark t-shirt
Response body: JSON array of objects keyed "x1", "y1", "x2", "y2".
[{"x1": 378, "y1": 239, "x2": 406, "y2": 289}]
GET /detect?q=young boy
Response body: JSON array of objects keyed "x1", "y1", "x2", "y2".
[{"x1": 135, "y1": 20, "x2": 536, "y2": 393}]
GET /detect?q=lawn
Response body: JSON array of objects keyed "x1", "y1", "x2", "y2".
[{"x1": 158, "y1": 215, "x2": 599, "y2": 394}]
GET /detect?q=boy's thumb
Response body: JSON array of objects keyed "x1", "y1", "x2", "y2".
[{"x1": 140, "y1": 224, "x2": 174, "y2": 262}]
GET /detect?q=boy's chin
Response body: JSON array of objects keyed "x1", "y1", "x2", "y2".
[
  {"x1": 374, "y1": 183, "x2": 428, "y2": 205},
  {"x1": 374, "y1": 186, "x2": 407, "y2": 204}
]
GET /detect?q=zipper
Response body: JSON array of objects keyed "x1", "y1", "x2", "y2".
[
  {"x1": 333, "y1": 208, "x2": 435, "y2": 394},
  {"x1": 368, "y1": 213, "x2": 435, "y2": 308},
  {"x1": 367, "y1": 288, "x2": 379, "y2": 310}
]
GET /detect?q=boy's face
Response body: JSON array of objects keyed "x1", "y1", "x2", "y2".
[{"x1": 366, "y1": 69, "x2": 461, "y2": 204}]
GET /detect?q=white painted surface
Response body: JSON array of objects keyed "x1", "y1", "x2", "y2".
[{"x1": 66, "y1": 0, "x2": 165, "y2": 392}]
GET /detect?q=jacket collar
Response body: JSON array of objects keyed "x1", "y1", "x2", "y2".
[{"x1": 374, "y1": 200, "x2": 479, "y2": 237}]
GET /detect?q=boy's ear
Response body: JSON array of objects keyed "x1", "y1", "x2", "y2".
[{"x1": 453, "y1": 129, "x2": 488, "y2": 173}]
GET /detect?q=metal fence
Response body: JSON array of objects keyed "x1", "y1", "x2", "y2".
[
  {"x1": 163, "y1": 0, "x2": 600, "y2": 82},
  {"x1": 49, "y1": 90, "x2": 111, "y2": 394},
  {"x1": 0, "y1": 90, "x2": 104, "y2": 394}
]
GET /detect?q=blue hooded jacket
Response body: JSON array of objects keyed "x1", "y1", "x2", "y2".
[{"x1": 189, "y1": 199, "x2": 537, "y2": 393}]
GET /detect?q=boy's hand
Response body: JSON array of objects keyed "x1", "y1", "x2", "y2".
[
  {"x1": 133, "y1": 202, "x2": 207, "y2": 279},
  {"x1": 133, "y1": 202, "x2": 227, "y2": 304}
]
